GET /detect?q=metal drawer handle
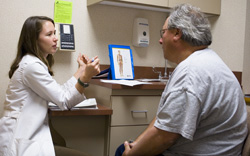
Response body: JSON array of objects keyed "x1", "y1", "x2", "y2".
[
  {"x1": 131, "y1": 110, "x2": 148, "y2": 113},
  {"x1": 131, "y1": 110, "x2": 148, "y2": 118},
  {"x1": 131, "y1": 110, "x2": 148, "y2": 117}
]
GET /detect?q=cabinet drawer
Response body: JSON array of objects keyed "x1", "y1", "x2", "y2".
[
  {"x1": 111, "y1": 96, "x2": 160, "y2": 126},
  {"x1": 109, "y1": 125, "x2": 148, "y2": 156}
]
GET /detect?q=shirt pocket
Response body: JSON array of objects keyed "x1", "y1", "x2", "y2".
[{"x1": 14, "y1": 138, "x2": 41, "y2": 156}]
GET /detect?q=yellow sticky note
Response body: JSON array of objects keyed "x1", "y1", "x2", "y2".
[{"x1": 54, "y1": 0, "x2": 73, "y2": 24}]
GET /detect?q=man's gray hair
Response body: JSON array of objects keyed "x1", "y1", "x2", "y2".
[{"x1": 168, "y1": 3, "x2": 212, "y2": 46}]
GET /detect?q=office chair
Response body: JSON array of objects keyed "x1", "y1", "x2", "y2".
[{"x1": 242, "y1": 105, "x2": 250, "y2": 156}]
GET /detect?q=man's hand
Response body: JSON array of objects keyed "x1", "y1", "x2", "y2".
[{"x1": 122, "y1": 141, "x2": 131, "y2": 156}]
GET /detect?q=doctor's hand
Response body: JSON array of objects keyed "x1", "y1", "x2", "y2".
[
  {"x1": 77, "y1": 53, "x2": 86, "y2": 68},
  {"x1": 77, "y1": 53, "x2": 95, "y2": 67},
  {"x1": 80, "y1": 56, "x2": 100, "y2": 82},
  {"x1": 81, "y1": 54, "x2": 98, "y2": 65}
]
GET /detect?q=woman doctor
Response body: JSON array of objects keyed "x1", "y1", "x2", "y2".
[{"x1": 0, "y1": 16, "x2": 100, "y2": 156}]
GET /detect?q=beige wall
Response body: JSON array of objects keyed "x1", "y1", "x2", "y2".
[{"x1": 0, "y1": 0, "x2": 250, "y2": 155}]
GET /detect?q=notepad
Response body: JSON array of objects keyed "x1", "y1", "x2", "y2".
[
  {"x1": 48, "y1": 98, "x2": 97, "y2": 109},
  {"x1": 73, "y1": 98, "x2": 97, "y2": 109}
]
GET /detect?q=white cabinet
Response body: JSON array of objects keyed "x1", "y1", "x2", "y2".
[
  {"x1": 87, "y1": 0, "x2": 168, "y2": 8},
  {"x1": 120, "y1": 0, "x2": 168, "y2": 7},
  {"x1": 87, "y1": 0, "x2": 221, "y2": 15},
  {"x1": 169, "y1": 0, "x2": 221, "y2": 15},
  {"x1": 86, "y1": 80, "x2": 163, "y2": 156},
  {"x1": 109, "y1": 95, "x2": 160, "y2": 155}
]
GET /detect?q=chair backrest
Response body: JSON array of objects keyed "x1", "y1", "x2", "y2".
[{"x1": 242, "y1": 105, "x2": 250, "y2": 156}]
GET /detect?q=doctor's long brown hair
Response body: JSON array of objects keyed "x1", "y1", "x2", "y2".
[{"x1": 9, "y1": 16, "x2": 54, "y2": 79}]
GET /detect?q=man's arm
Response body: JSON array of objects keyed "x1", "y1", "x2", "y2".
[
  {"x1": 122, "y1": 117, "x2": 180, "y2": 156},
  {"x1": 130, "y1": 117, "x2": 157, "y2": 146}
]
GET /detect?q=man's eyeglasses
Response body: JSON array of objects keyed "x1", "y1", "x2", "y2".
[{"x1": 160, "y1": 29, "x2": 168, "y2": 38}]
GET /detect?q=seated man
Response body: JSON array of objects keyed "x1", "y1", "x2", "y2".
[{"x1": 116, "y1": 3, "x2": 248, "y2": 156}]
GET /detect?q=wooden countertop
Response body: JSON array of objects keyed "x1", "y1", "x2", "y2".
[
  {"x1": 49, "y1": 104, "x2": 113, "y2": 116},
  {"x1": 49, "y1": 78, "x2": 166, "y2": 117},
  {"x1": 49, "y1": 79, "x2": 165, "y2": 116}
]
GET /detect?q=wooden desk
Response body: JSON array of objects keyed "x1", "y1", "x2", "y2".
[
  {"x1": 49, "y1": 104, "x2": 111, "y2": 156},
  {"x1": 49, "y1": 104, "x2": 113, "y2": 116}
]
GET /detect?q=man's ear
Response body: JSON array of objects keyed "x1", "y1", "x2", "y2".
[{"x1": 173, "y1": 29, "x2": 182, "y2": 41}]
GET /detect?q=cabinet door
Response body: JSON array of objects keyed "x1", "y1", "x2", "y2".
[
  {"x1": 111, "y1": 96, "x2": 160, "y2": 126},
  {"x1": 109, "y1": 125, "x2": 148, "y2": 156},
  {"x1": 169, "y1": 0, "x2": 221, "y2": 15},
  {"x1": 120, "y1": 0, "x2": 168, "y2": 7}
]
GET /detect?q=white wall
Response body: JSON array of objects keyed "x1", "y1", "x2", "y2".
[
  {"x1": 0, "y1": 0, "x2": 250, "y2": 155},
  {"x1": 210, "y1": 0, "x2": 246, "y2": 71},
  {"x1": 209, "y1": 0, "x2": 250, "y2": 94},
  {"x1": 209, "y1": 0, "x2": 250, "y2": 93},
  {"x1": 0, "y1": 0, "x2": 56, "y2": 113}
]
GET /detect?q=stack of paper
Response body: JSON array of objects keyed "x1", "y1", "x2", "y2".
[{"x1": 100, "y1": 79, "x2": 150, "y2": 86}]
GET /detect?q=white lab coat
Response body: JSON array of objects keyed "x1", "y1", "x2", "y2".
[{"x1": 0, "y1": 54, "x2": 85, "y2": 156}]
